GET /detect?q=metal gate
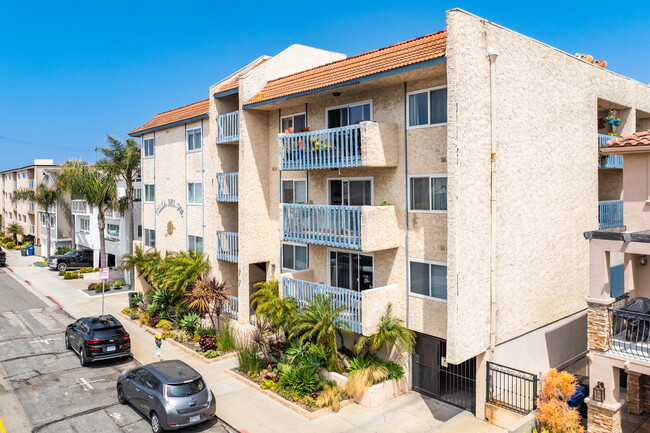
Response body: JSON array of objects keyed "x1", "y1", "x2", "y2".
[
  {"x1": 413, "y1": 334, "x2": 477, "y2": 412},
  {"x1": 486, "y1": 362, "x2": 537, "y2": 414}
]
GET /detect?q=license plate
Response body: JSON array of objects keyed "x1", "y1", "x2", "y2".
[
  {"x1": 189, "y1": 415, "x2": 200, "y2": 423},
  {"x1": 106, "y1": 346, "x2": 116, "y2": 352}
]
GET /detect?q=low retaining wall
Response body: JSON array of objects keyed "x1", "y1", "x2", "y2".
[{"x1": 354, "y1": 375, "x2": 408, "y2": 408}]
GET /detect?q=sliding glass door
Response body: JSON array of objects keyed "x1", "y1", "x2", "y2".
[{"x1": 329, "y1": 250, "x2": 373, "y2": 292}]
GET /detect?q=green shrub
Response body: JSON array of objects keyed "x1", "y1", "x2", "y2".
[
  {"x1": 55, "y1": 247, "x2": 72, "y2": 255},
  {"x1": 121, "y1": 308, "x2": 132, "y2": 315},
  {"x1": 64, "y1": 273, "x2": 74, "y2": 280},
  {"x1": 94, "y1": 285, "x2": 104, "y2": 293},
  {"x1": 199, "y1": 334, "x2": 217, "y2": 351},
  {"x1": 93, "y1": 267, "x2": 99, "y2": 272},
  {"x1": 172, "y1": 330, "x2": 190, "y2": 343},
  {"x1": 129, "y1": 311, "x2": 140, "y2": 321},
  {"x1": 261, "y1": 379, "x2": 278, "y2": 390},
  {"x1": 58, "y1": 270, "x2": 66, "y2": 276},
  {"x1": 5, "y1": 242, "x2": 15, "y2": 249},
  {"x1": 112, "y1": 280, "x2": 126, "y2": 289},
  {"x1": 216, "y1": 321, "x2": 236, "y2": 352},
  {"x1": 203, "y1": 349, "x2": 219, "y2": 358},
  {"x1": 155, "y1": 319, "x2": 173, "y2": 331},
  {"x1": 278, "y1": 365, "x2": 319, "y2": 397},
  {"x1": 349, "y1": 355, "x2": 380, "y2": 372},
  {"x1": 196, "y1": 325, "x2": 217, "y2": 337},
  {"x1": 161, "y1": 330, "x2": 174, "y2": 339},
  {"x1": 129, "y1": 292, "x2": 143, "y2": 308},
  {"x1": 180, "y1": 313, "x2": 201, "y2": 336},
  {"x1": 237, "y1": 339, "x2": 263, "y2": 374},
  {"x1": 384, "y1": 361, "x2": 404, "y2": 380}
]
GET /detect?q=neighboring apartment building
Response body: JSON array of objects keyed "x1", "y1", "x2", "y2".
[
  {"x1": 72, "y1": 179, "x2": 142, "y2": 275},
  {"x1": 0, "y1": 159, "x2": 72, "y2": 255},
  {"x1": 584, "y1": 130, "x2": 650, "y2": 432},
  {"x1": 128, "y1": 8, "x2": 650, "y2": 425}
]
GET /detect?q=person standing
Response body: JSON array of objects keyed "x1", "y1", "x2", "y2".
[{"x1": 154, "y1": 333, "x2": 162, "y2": 361}]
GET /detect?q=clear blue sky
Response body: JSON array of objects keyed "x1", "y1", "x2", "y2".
[{"x1": 1, "y1": 1, "x2": 648, "y2": 171}]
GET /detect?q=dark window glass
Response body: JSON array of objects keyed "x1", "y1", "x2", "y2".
[
  {"x1": 349, "y1": 104, "x2": 371, "y2": 125},
  {"x1": 282, "y1": 244, "x2": 294, "y2": 270},
  {"x1": 410, "y1": 178, "x2": 430, "y2": 210},
  {"x1": 430, "y1": 88, "x2": 447, "y2": 125},
  {"x1": 328, "y1": 109, "x2": 342, "y2": 128},
  {"x1": 431, "y1": 264, "x2": 447, "y2": 300},
  {"x1": 294, "y1": 114, "x2": 306, "y2": 132},
  {"x1": 337, "y1": 252, "x2": 350, "y2": 290},
  {"x1": 359, "y1": 255, "x2": 373, "y2": 291},
  {"x1": 410, "y1": 261, "x2": 430, "y2": 296},
  {"x1": 349, "y1": 180, "x2": 371, "y2": 206},
  {"x1": 166, "y1": 379, "x2": 206, "y2": 397},
  {"x1": 282, "y1": 181, "x2": 294, "y2": 204},
  {"x1": 295, "y1": 245, "x2": 308, "y2": 270},
  {"x1": 329, "y1": 180, "x2": 343, "y2": 206},
  {"x1": 432, "y1": 177, "x2": 447, "y2": 211}
]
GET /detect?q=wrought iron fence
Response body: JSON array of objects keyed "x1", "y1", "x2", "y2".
[
  {"x1": 610, "y1": 308, "x2": 650, "y2": 360},
  {"x1": 486, "y1": 362, "x2": 537, "y2": 415}
]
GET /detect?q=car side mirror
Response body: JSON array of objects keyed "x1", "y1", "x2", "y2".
[{"x1": 121, "y1": 370, "x2": 127, "y2": 376}]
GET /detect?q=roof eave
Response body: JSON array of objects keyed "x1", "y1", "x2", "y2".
[
  {"x1": 128, "y1": 114, "x2": 209, "y2": 137},
  {"x1": 213, "y1": 87, "x2": 239, "y2": 99},
  {"x1": 243, "y1": 56, "x2": 447, "y2": 109},
  {"x1": 602, "y1": 144, "x2": 650, "y2": 155}
]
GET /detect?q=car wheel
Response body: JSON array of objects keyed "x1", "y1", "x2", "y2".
[
  {"x1": 57, "y1": 263, "x2": 67, "y2": 272},
  {"x1": 117, "y1": 385, "x2": 127, "y2": 405},
  {"x1": 65, "y1": 333, "x2": 70, "y2": 350},
  {"x1": 150, "y1": 411, "x2": 163, "y2": 433},
  {"x1": 79, "y1": 347, "x2": 88, "y2": 366}
]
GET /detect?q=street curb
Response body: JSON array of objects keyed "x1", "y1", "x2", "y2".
[
  {"x1": 0, "y1": 267, "x2": 57, "y2": 308},
  {"x1": 46, "y1": 296, "x2": 65, "y2": 309}
]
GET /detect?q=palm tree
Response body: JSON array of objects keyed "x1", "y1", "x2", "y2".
[
  {"x1": 13, "y1": 182, "x2": 61, "y2": 255},
  {"x1": 6, "y1": 222, "x2": 23, "y2": 244},
  {"x1": 97, "y1": 136, "x2": 141, "y2": 284},
  {"x1": 184, "y1": 278, "x2": 228, "y2": 329},
  {"x1": 122, "y1": 245, "x2": 160, "y2": 286},
  {"x1": 161, "y1": 250, "x2": 211, "y2": 294},
  {"x1": 290, "y1": 294, "x2": 349, "y2": 370},
  {"x1": 353, "y1": 303, "x2": 416, "y2": 358},
  {"x1": 250, "y1": 280, "x2": 298, "y2": 336},
  {"x1": 58, "y1": 160, "x2": 117, "y2": 268}
]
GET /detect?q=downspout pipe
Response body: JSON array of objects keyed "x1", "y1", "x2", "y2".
[
  {"x1": 488, "y1": 48, "x2": 498, "y2": 355},
  {"x1": 404, "y1": 82, "x2": 410, "y2": 329}
]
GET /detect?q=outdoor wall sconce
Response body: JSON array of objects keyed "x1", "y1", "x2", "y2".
[
  {"x1": 641, "y1": 255, "x2": 648, "y2": 266},
  {"x1": 332, "y1": 92, "x2": 341, "y2": 97},
  {"x1": 592, "y1": 382, "x2": 605, "y2": 403}
]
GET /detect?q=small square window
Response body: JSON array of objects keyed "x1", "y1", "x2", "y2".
[
  {"x1": 187, "y1": 182, "x2": 203, "y2": 204},
  {"x1": 282, "y1": 243, "x2": 308, "y2": 271},
  {"x1": 187, "y1": 128, "x2": 202, "y2": 151},
  {"x1": 143, "y1": 138, "x2": 155, "y2": 157}
]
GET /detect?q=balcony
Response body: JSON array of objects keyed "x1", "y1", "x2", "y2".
[
  {"x1": 216, "y1": 231, "x2": 238, "y2": 262},
  {"x1": 29, "y1": 179, "x2": 35, "y2": 189},
  {"x1": 279, "y1": 121, "x2": 398, "y2": 171},
  {"x1": 609, "y1": 308, "x2": 650, "y2": 361},
  {"x1": 223, "y1": 296, "x2": 238, "y2": 320},
  {"x1": 282, "y1": 204, "x2": 399, "y2": 252},
  {"x1": 215, "y1": 111, "x2": 239, "y2": 144},
  {"x1": 599, "y1": 134, "x2": 623, "y2": 169},
  {"x1": 216, "y1": 172, "x2": 238, "y2": 202},
  {"x1": 599, "y1": 200, "x2": 623, "y2": 229},
  {"x1": 71, "y1": 200, "x2": 88, "y2": 215}
]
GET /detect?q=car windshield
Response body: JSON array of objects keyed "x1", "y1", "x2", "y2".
[{"x1": 166, "y1": 379, "x2": 205, "y2": 397}]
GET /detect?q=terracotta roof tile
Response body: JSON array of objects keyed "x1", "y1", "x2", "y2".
[
  {"x1": 216, "y1": 58, "x2": 270, "y2": 94},
  {"x1": 245, "y1": 30, "x2": 446, "y2": 106},
  {"x1": 607, "y1": 130, "x2": 650, "y2": 148},
  {"x1": 129, "y1": 99, "x2": 209, "y2": 136}
]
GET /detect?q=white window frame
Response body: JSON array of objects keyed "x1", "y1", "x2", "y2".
[
  {"x1": 325, "y1": 99, "x2": 373, "y2": 128},
  {"x1": 106, "y1": 223, "x2": 120, "y2": 240},
  {"x1": 408, "y1": 174, "x2": 447, "y2": 214},
  {"x1": 406, "y1": 85, "x2": 447, "y2": 130},
  {"x1": 280, "y1": 112, "x2": 307, "y2": 133},
  {"x1": 144, "y1": 184, "x2": 155, "y2": 203},
  {"x1": 326, "y1": 177, "x2": 374, "y2": 206},
  {"x1": 143, "y1": 137, "x2": 155, "y2": 158},
  {"x1": 281, "y1": 242, "x2": 309, "y2": 272},
  {"x1": 79, "y1": 217, "x2": 90, "y2": 233},
  {"x1": 408, "y1": 258, "x2": 448, "y2": 302},
  {"x1": 133, "y1": 188, "x2": 142, "y2": 201},
  {"x1": 282, "y1": 178, "x2": 308, "y2": 204},
  {"x1": 327, "y1": 247, "x2": 375, "y2": 291},
  {"x1": 144, "y1": 228, "x2": 156, "y2": 248},
  {"x1": 187, "y1": 182, "x2": 203, "y2": 205},
  {"x1": 187, "y1": 235, "x2": 204, "y2": 254},
  {"x1": 186, "y1": 127, "x2": 202, "y2": 152}
]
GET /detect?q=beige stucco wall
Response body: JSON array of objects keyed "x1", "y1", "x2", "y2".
[
  {"x1": 598, "y1": 169, "x2": 623, "y2": 201},
  {"x1": 622, "y1": 153, "x2": 650, "y2": 232},
  {"x1": 446, "y1": 9, "x2": 650, "y2": 364}
]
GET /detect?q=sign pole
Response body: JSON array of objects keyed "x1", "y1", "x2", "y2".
[
  {"x1": 99, "y1": 267, "x2": 109, "y2": 316},
  {"x1": 102, "y1": 280, "x2": 105, "y2": 315}
]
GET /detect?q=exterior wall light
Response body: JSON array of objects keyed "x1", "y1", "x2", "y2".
[
  {"x1": 332, "y1": 92, "x2": 341, "y2": 97},
  {"x1": 592, "y1": 382, "x2": 605, "y2": 403},
  {"x1": 641, "y1": 255, "x2": 648, "y2": 266}
]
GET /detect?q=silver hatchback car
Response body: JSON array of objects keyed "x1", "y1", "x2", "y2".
[{"x1": 116, "y1": 360, "x2": 216, "y2": 432}]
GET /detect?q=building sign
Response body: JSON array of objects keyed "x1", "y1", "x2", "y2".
[
  {"x1": 99, "y1": 268, "x2": 109, "y2": 280},
  {"x1": 156, "y1": 199, "x2": 184, "y2": 217}
]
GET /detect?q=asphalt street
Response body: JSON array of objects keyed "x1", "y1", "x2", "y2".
[{"x1": 0, "y1": 270, "x2": 229, "y2": 433}]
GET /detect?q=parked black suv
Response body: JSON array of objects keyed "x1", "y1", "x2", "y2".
[
  {"x1": 48, "y1": 249, "x2": 94, "y2": 271},
  {"x1": 65, "y1": 315, "x2": 131, "y2": 366},
  {"x1": 0, "y1": 248, "x2": 5, "y2": 267}
]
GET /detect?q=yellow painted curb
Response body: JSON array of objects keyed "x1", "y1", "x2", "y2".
[{"x1": 0, "y1": 416, "x2": 7, "y2": 433}]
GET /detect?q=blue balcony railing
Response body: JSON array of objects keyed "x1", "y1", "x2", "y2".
[
  {"x1": 599, "y1": 200, "x2": 623, "y2": 229},
  {"x1": 282, "y1": 277, "x2": 362, "y2": 333},
  {"x1": 598, "y1": 134, "x2": 623, "y2": 169},
  {"x1": 216, "y1": 231, "x2": 238, "y2": 262},
  {"x1": 283, "y1": 204, "x2": 361, "y2": 249},
  {"x1": 280, "y1": 124, "x2": 362, "y2": 170},
  {"x1": 216, "y1": 172, "x2": 238, "y2": 202},
  {"x1": 216, "y1": 111, "x2": 239, "y2": 144},
  {"x1": 223, "y1": 296, "x2": 238, "y2": 320}
]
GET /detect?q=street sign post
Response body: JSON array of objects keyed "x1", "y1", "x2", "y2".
[{"x1": 99, "y1": 268, "x2": 109, "y2": 315}]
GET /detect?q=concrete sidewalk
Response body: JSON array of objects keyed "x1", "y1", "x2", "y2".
[{"x1": 2, "y1": 250, "x2": 505, "y2": 433}]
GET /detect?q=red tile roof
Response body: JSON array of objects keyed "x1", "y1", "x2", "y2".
[
  {"x1": 129, "y1": 99, "x2": 209, "y2": 136},
  {"x1": 245, "y1": 30, "x2": 446, "y2": 106},
  {"x1": 607, "y1": 130, "x2": 650, "y2": 148}
]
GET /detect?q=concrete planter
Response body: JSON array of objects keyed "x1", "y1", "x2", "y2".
[
  {"x1": 353, "y1": 376, "x2": 408, "y2": 408},
  {"x1": 321, "y1": 370, "x2": 347, "y2": 388}
]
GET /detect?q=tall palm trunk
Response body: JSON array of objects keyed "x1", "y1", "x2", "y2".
[
  {"x1": 98, "y1": 211, "x2": 107, "y2": 268},
  {"x1": 69, "y1": 207, "x2": 76, "y2": 250},
  {"x1": 126, "y1": 183, "x2": 134, "y2": 285},
  {"x1": 45, "y1": 211, "x2": 52, "y2": 256}
]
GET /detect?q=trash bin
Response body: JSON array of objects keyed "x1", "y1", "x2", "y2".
[
  {"x1": 20, "y1": 247, "x2": 27, "y2": 256},
  {"x1": 27, "y1": 245, "x2": 34, "y2": 256}
]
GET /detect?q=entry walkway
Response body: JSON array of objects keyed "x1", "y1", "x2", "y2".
[{"x1": 2, "y1": 250, "x2": 504, "y2": 433}]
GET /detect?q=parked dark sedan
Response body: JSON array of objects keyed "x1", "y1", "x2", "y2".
[
  {"x1": 65, "y1": 315, "x2": 131, "y2": 366},
  {"x1": 117, "y1": 360, "x2": 216, "y2": 433},
  {"x1": 0, "y1": 248, "x2": 5, "y2": 267}
]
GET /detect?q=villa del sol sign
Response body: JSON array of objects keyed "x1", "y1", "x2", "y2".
[{"x1": 156, "y1": 199, "x2": 184, "y2": 217}]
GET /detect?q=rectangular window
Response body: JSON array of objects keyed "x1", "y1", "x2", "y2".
[
  {"x1": 41, "y1": 213, "x2": 55, "y2": 227},
  {"x1": 186, "y1": 127, "x2": 202, "y2": 151},
  {"x1": 326, "y1": 101, "x2": 372, "y2": 128},
  {"x1": 409, "y1": 259, "x2": 447, "y2": 301},
  {"x1": 143, "y1": 137, "x2": 154, "y2": 157},
  {"x1": 407, "y1": 86, "x2": 447, "y2": 128},
  {"x1": 144, "y1": 229, "x2": 156, "y2": 248},
  {"x1": 23, "y1": 215, "x2": 26, "y2": 222},
  {"x1": 137, "y1": 225, "x2": 142, "y2": 238},
  {"x1": 29, "y1": 202, "x2": 35, "y2": 211},
  {"x1": 282, "y1": 179, "x2": 307, "y2": 204},
  {"x1": 133, "y1": 188, "x2": 142, "y2": 201},
  {"x1": 106, "y1": 223, "x2": 120, "y2": 239},
  {"x1": 144, "y1": 184, "x2": 155, "y2": 202},
  {"x1": 188, "y1": 235, "x2": 203, "y2": 254},
  {"x1": 282, "y1": 243, "x2": 308, "y2": 271},
  {"x1": 187, "y1": 182, "x2": 203, "y2": 204},
  {"x1": 281, "y1": 113, "x2": 307, "y2": 133},
  {"x1": 409, "y1": 175, "x2": 447, "y2": 212},
  {"x1": 329, "y1": 250, "x2": 373, "y2": 292},
  {"x1": 30, "y1": 225, "x2": 35, "y2": 235},
  {"x1": 80, "y1": 218, "x2": 90, "y2": 232},
  {"x1": 328, "y1": 178, "x2": 372, "y2": 206}
]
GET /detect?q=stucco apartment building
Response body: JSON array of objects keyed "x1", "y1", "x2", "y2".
[
  {"x1": 0, "y1": 159, "x2": 72, "y2": 255},
  {"x1": 128, "y1": 9, "x2": 650, "y2": 424}
]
